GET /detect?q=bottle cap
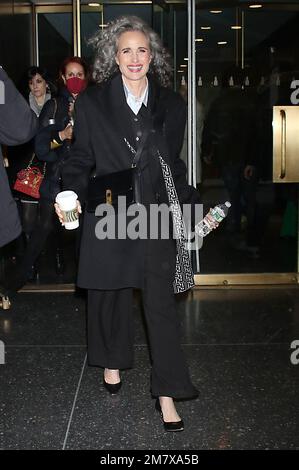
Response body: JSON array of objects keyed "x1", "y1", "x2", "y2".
[{"x1": 225, "y1": 201, "x2": 231, "y2": 208}]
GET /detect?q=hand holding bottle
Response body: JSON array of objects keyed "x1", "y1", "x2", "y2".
[{"x1": 195, "y1": 202, "x2": 231, "y2": 238}]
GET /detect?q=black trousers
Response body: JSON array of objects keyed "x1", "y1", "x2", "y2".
[{"x1": 87, "y1": 240, "x2": 198, "y2": 399}]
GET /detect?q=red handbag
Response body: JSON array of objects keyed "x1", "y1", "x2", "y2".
[{"x1": 13, "y1": 154, "x2": 46, "y2": 199}]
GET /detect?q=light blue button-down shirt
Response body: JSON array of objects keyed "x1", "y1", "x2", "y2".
[{"x1": 123, "y1": 78, "x2": 149, "y2": 115}]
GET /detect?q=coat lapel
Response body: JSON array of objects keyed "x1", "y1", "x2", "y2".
[
  {"x1": 147, "y1": 78, "x2": 171, "y2": 166},
  {"x1": 105, "y1": 74, "x2": 136, "y2": 153}
]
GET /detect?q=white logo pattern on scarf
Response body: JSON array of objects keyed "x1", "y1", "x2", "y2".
[
  {"x1": 124, "y1": 136, "x2": 194, "y2": 293},
  {"x1": 157, "y1": 152, "x2": 194, "y2": 293}
]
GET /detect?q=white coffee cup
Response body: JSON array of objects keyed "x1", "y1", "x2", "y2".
[{"x1": 55, "y1": 190, "x2": 79, "y2": 230}]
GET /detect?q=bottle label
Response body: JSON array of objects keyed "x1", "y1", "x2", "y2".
[{"x1": 210, "y1": 207, "x2": 225, "y2": 222}]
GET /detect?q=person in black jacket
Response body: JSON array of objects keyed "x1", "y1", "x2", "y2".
[
  {"x1": 7, "y1": 66, "x2": 52, "y2": 269},
  {"x1": 0, "y1": 66, "x2": 37, "y2": 248},
  {"x1": 56, "y1": 16, "x2": 205, "y2": 432},
  {"x1": 5, "y1": 57, "x2": 90, "y2": 293}
]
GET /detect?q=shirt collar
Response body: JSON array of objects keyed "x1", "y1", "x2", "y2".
[{"x1": 122, "y1": 77, "x2": 149, "y2": 114}]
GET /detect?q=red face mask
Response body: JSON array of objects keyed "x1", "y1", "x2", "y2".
[{"x1": 66, "y1": 77, "x2": 86, "y2": 95}]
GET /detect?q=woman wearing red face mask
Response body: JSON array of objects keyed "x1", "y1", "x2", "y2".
[{"x1": 4, "y1": 57, "x2": 90, "y2": 295}]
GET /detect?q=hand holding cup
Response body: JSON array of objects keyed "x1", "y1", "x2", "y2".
[{"x1": 55, "y1": 191, "x2": 81, "y2": 230}]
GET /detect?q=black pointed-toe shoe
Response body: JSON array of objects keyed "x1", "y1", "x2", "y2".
[
  {"x1": 103, "y1": 379, "x2": 122, "y2": 395},
  {"x1": 155, "y1": 399, "x2": 184, "y2": 432}
]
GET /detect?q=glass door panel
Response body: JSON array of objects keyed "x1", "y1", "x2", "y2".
[
  {"x1": 38, "y1": 11, "x2": 72, "y2": 78},
  {"x1": 80, "y1": 5, "x2": 103, "y2": 63},
  {"x1": 194, "y1": 1, "x2": 299, "y2": 274},
  {"x1": 0, "y1": 6, "x2": 31, "y2": 85}
]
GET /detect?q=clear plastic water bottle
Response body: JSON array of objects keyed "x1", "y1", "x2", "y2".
[{"x1": 195, "y1": 201, "x2": 231, "y2": 237}]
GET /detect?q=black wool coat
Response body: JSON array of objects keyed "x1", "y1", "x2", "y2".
[{"x1": 62, "y1": 73, "x2": 200, "y2": 290}]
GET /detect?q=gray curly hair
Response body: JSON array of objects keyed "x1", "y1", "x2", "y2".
[{"x1": 89, "y1": 15, "x2": 173, "y2": 87}]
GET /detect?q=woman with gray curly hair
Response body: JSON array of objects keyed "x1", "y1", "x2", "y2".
[
  {"x1": 57, "y1": 15, "x2": 204, "y2": 432},
  {"x1": 90, "y1": 15, "x2": 172, "y2": 87}
]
